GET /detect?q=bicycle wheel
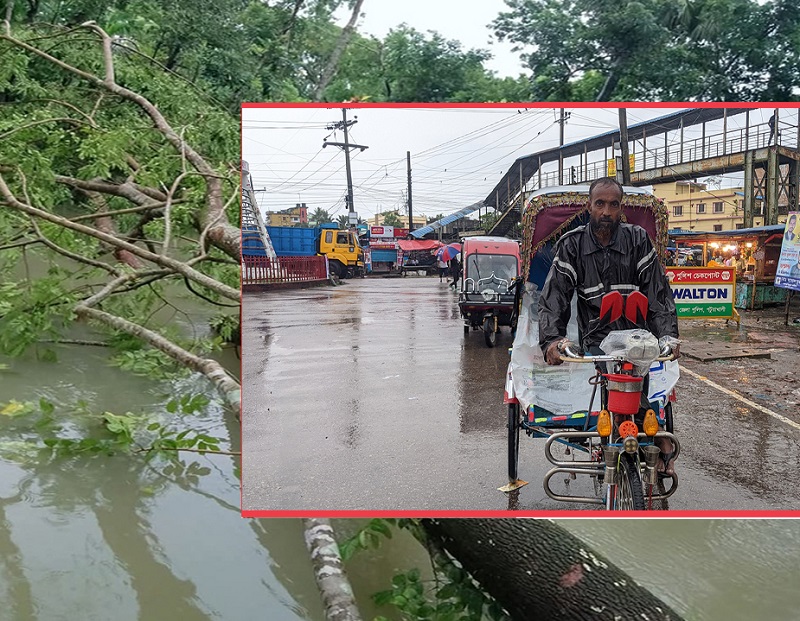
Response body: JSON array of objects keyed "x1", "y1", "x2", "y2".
[
  {"x1": 507, "y1": 403, "x2": 521, "y2": 481},
  {"x1": 610, "y1": 452, "x2": 645, "y2": 510}
]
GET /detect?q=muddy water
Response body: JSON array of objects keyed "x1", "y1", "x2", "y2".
[{"x1": 0, "y1": 294, "x2": 310, "y2": 620}]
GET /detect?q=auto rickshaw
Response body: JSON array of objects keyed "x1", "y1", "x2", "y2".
[{"x1": 458, "y1": 236, "x2": 521, "y2": 347}]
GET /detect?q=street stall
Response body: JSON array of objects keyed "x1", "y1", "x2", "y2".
[
  {"x1": 671, "y1": 224, "x2": 788, "y2": 309},
  {"x1": 367, "y1": 225, "x2": 408, "y2": 273},
  {"x1": 397, "y1": 239, "x2": 442, "y2": 275}
]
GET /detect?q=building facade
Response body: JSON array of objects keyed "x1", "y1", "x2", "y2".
[
  {"x1": 651, "y1": 181, "x2": 765, "y2": 232},
  {"x1": 265, "y1": 203, "x2": 308, "y2": 227},
  {"x1": 369, "y1": 212, "x2": 427, "y2": 229}
]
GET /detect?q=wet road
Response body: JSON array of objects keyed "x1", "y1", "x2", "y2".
[{"x1": 243, "y1": 277, "x2": 800, "y2": 512}]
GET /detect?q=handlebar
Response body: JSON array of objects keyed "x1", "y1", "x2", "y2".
[{"x1": 558, "y1": 341, "x2": 677, "y2": 363}]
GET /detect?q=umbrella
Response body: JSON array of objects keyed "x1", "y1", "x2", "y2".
[{"x1": 436, "y1": 243, "x2": 462, "y2": 263}]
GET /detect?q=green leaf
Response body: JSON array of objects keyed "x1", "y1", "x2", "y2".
[
  {"x1": 436, "y1": 583, "x2": 460, "y2": 600},
  {"x1": 166, "y1": 400, "x2": 178, "y2": 413},
  {"x1": 368, "y1": 518, "x2": 393, "y2": 538},
  {"x1": 391, "y1": 573, "x2": 407, "y2": 589},
  {"x1": 371, "y1": 590, "x2": 394, "y2": 606},
  {"x1": 147, "y1": 422, "x2": 161, "y2": 431},
  {"x1": 39, "y1": 398, "x2": 55, "y2": 415}
]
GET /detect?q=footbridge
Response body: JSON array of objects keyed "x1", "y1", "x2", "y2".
[{"x1": 487, "y1": 108, "x2": 800, "y2": 238}]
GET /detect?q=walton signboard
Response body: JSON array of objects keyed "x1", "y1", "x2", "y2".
[{"x1": 666, "y1": 267, "x2": 735, "y2": 319}]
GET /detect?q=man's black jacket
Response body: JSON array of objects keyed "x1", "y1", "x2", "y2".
[{"x1": 538, "y1": 222, "x2": 679, "y2": 357}]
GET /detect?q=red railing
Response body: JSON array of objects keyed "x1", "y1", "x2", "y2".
[{"x1": 242, "y1": 255, "x2": 327, "y2": 285}]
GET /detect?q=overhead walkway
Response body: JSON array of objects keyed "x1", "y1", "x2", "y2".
[{"x1": 487, "y1": 108, "x2": 800, "y2": 236}]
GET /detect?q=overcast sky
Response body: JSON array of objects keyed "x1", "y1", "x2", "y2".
[
  {"x1": 333, "y1": 0, "x2": 526, "y2": 77},
  {"x1": 242, "y1": 105, "x2": 787, "y2": 223}
]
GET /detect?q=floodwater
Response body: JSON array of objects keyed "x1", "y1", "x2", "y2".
[{"x1": 0, "y1": 291, "x2": 292, "y2": 620}]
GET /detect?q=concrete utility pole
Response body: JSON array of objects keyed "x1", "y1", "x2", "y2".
[
  {"x1": 558, "y1": 109, "x2": 570, "y2": 185},
  {"x1": 406, "y1": 151, "x2": 413, "y2": 232},
  {"x1": 323, "y1": 109, "x2": 368, "y2": 227},
  {"x1": 618, "y1": 108, "x2": 632, "y2": 185}
]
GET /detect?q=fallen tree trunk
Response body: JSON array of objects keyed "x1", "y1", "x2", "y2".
[
  {"x1": 303, "y1": 518, "x2": 363, "y2": 621},
  {"x1": 422, "y1": 519, "x2": 684, "y2": 621}
]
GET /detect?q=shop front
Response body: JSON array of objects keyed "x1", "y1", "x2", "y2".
[{"x1": 670, "y1": 225, "x2": 788, "y2": 309}]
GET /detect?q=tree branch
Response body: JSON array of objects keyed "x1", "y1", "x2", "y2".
[
  {"x1": 0, "y1": 173, "x2": 239, "y2": 300},
  {"x1": 313, "y1": 0, "x2": 365, "y2": 101},
  {"x1": 75, "y1": 304, "x2": 240, "y2": 411},
  {"x1": 303, "y1": 518, "x2": 363, "y2": 621},
  {"x1": 1, "y1": 25, "x2": 241, "y2": 260}
]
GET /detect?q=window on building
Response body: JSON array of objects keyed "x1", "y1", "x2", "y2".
[
  {"x1": 713, "y1": 202, "x2": 724, "y2": 213},
  {"x1": 713, "y1": 224, "x2": 723, "y2": 231},
  {"x1": 735, "y1": 223, "x2": 745, "y2": 229},
  {"x1": 696, "y1": 203, "x2": 706, "y2": 214},
  {"x1": 673, "y1": 205, "x2": 683, "y2": 216}
]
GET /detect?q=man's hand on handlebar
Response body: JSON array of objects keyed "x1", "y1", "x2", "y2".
[
  {"x1": 658, "y1": 336, "x2": 681, "y2": 360},
  {"x1": 545, "y1": 338, "x2": 579, "y2": 365}
]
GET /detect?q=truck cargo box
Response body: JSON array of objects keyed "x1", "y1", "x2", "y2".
[{"x1": 266, "y1": 226, "x2": 317, "y2": 257}]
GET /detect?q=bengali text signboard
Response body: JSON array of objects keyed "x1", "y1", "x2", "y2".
[
  {"x1": 774, "y1": 211, "x2": 800, "y2": 293},
  {"x1": 666, "y1": 267, "x2": 735, "y2": 319}
]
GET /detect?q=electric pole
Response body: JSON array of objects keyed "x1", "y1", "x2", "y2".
[
  {"x1": 323, "y1": 108, "x2": 368, "y2": 227},
  {"x1": 618, "y1": 108, "x2": 631, "y2": 185},
  {"x1": 558, "y1": 109, "x2": 570, "y2": 185},
  {"x1": 406, "y1": 151, "x2": 413, "y2": 233}
]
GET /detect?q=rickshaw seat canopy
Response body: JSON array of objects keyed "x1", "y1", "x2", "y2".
[{"x1": 520, "y1": 185, "x2": 669, "y2": 283}]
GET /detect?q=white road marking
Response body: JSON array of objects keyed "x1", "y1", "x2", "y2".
[{"x1": 681, "y1": 366, "x2": 800, "y2": 432}]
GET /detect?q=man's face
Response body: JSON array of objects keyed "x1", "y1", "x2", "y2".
[
  {"x1": 789, "y1": 216, "x2": 797, "y2": 230},
  {"x1": 588, "y1": 184, "x2": 623, "y2": 236}
]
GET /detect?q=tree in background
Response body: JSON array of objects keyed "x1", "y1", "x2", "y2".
[
  {"x1": 492, "y1": 0, "x2": 800, "y2": 101},
  {"x1": 380, "y1": 211, "x2": 403, "y2": 227},
  {"x1": 480, "y1": 211, "x2": 500, "y2": 232},
  {"x1": 323, "y1": 25, "x2": 531, "y2": 103},
  {"x1": 309, "y1": 207, "x2": 334, "y2": 225}
]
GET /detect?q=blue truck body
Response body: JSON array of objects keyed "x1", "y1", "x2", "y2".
[{"x1": 266, "y1": 226, "x2": 319, "y2": 257}]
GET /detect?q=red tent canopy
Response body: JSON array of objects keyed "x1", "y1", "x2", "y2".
[{"x1": 397, "y1": 239, "x2": 442, "y2": 252}]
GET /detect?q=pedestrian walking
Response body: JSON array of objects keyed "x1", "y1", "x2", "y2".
[
  {"x1": 437, "y1": 258, "x2": 448, "y2": 282},
  {"x1": 449, "y1": 255, "x2": 461, "y2": 289},
  {"x1": 768, "y1": 113, "x2": 779, "y2": 144}
]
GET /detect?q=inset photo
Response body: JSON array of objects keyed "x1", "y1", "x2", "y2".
[{"x1": 242, "y1": 103, "x2": 800, "y2": 514}]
